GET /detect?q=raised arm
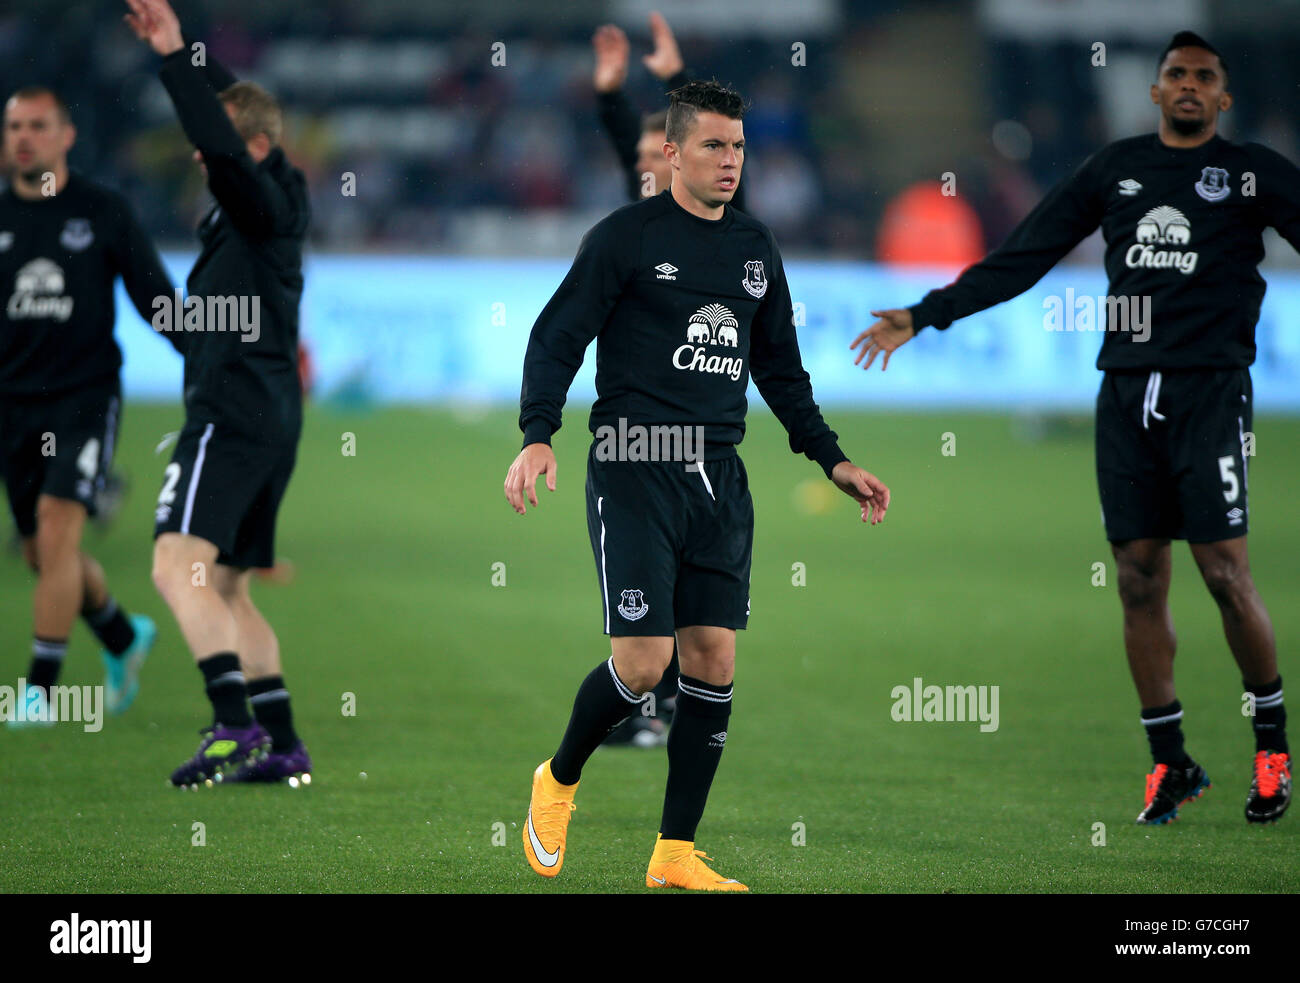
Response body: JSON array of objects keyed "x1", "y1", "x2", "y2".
[
  {"x1": 592, "y1": 25, "x2": 643, "y2": 201},
  {"x1": 125, "y1": 0, "x2": 299, "y2": 241}
]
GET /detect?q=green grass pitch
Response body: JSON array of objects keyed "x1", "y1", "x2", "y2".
[{"x1": 1, "y1": 404, "x2": 1296, "y2": 893}]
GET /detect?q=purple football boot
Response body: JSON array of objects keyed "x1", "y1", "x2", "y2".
[
  {"x1": 226, "y1": 742, "x2": 313, "y2": 786},
  {"x1": 170, "y1": 723, "x2": 271, "y2": 788}
]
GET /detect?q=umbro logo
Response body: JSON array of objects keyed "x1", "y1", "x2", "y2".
[
  {"x1": 655, "y1": 262, "x2": 678, "y2": 281},
  {"x1": 1118, "y1": 179, "x2": 1142, "y2": 196},
  {"x1": 709, "y1": 731, "x2": 727, "y2": 747},
  {"x1": 1227, "y1": 507, "x2": 1244, "y2": 526}
]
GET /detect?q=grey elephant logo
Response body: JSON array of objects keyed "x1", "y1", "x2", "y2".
[
  {"x1": 687, "y1": 303, "x2": 739, "y2": 346},
  {"x1": 1135, "y1": 205, "x2": 1190, "y2": 245}
]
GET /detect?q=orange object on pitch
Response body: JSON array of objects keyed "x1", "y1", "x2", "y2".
[{"x1": 875, "y1": 181, "x2": 984, "y2": 267}]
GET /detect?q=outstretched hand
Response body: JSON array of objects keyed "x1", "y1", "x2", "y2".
[
  {"x1": 831, "y1": 461, "x2": 890, "y2": 525},
  {"x1": 123, "y1": 0, "x2": 184, "y2": 57},
  {"x1": 850, "y1": 308, "x2": 915, "y2": 372}
]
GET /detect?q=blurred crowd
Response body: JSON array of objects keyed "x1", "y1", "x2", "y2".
[{"x1": 3, "y1": 2, "x2": 1297, "y2": 258}]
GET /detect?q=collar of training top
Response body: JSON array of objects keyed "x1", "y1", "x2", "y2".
[{"x1": 660, "y1": 188, "x2": 734, "y2": 230}]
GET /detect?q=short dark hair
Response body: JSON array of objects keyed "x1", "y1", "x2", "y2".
[
  {"x1": 641, "y1": 109, "x2": 668, "y2": 136},
  {"x1": 6, "y1": 86, "x2": 72, "y2": 124},
  {"x1": 665, "y1": 79, "x2": 746, "y2": 145},
  {"x1": 1158, "y1": 31, "x2": 1229, "y2": 86}
]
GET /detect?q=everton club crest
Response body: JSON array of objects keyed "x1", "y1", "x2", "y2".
[
  {"x1": 1194, "y1": 166, "x2": 1230, "y2": 203},
  {"x1": 617, "y1": 588, "x2": 648, "y2": 622},
  {"x1": 60, "y1": 218, "x2": 93, "y2": 251},
  {"x1": 742, "y1": 259, "x2": 767, "y2": 298}
]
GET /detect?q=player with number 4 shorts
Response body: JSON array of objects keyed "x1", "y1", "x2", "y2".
[{"x1": 1, "y1": 85, "x2": 172, "y2": 729}]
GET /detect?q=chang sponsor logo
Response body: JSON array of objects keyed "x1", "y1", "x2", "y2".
[
  {"x1": 1125, "y1": 205, "x2": 1197, "y2": 275},
  {"x1": 672, "y1": 303, "x2": 744, "y2": 382},
  {"x1": 7, "y1": 258, "x2": 74, "y2": 321}
]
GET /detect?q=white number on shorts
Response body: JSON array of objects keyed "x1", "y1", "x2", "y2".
[
  {"x1": 76, "y1": 438, "x2": 100, "y2": 480},
  {"x1": 1218, "y1": 455, "x2": 1240, "y2": 503},
  {"x1": 158, "y1": 462, "x2": 182, "y2": 506}
]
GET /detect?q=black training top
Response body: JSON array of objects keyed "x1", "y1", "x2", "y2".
[
  {"x1": 158, "y1": 47, "x2": 310, "y2": 441},
  {"x1": 519, "y1": 189, "x2": 846, "y2": 478},
  {"x1": 909, "y1": 134, "x2": 1300, "y2": 371},
  {"x1": 0, "y1": 172, "x2": 175, "y2": 398}
]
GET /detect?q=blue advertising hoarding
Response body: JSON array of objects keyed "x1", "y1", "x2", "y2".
[{"x1": 118, "y1": 255, "x2": 1300, "y2": 411}]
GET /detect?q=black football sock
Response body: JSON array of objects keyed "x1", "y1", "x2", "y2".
[
  {"x1": 28, "y1": 637, "x2": 68, "y2": 696},
  {"x1": 82, "y1": 596, "x2": 136, "y2": 657},
  {"x1": 660, "y1": 675, "x2": 732, "y2": 842},
  {"x1": 550, "y1": 657, "x2": 647, "y2": 785},
  {"x1": 198, "y1": 652, "x2": 252, "y2": 728},
  {"x1": 248, "y1": 675, "x2": 299, "y2": 752},
  {"x1": 1141, "y1": 699, "x2": 1190, "y2": 766},
  {"x1": 1246, "y1": 676, "x2": 1287, "y2": 754}
]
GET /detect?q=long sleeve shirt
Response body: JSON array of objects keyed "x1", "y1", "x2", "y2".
[
  {"x1": 0, "y1": 173, "x2": 175, "y2": 397},
  {"x1": 520, "y1": 190, "x2": 845, "y2": 477},
  {"x1": 909, "y1": 134, "x2": 1300, "y2": 371},
  {"x1": 158, "y1": 46, "x2": 310, "y2": 441}
]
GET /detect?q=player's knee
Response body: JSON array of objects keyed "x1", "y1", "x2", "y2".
[
  {"x1": 34, "y1": 498, "x2": 83, "y2": 559},
  {"x1": 151, "y1": 538, "x2": 193, "y2": 601},
  {"x1": 679, "y1": 641, "x2": 735, "y2": 685},
  {"x1": 1116, "y1": 565, "x2": 1164, "y2": 609},
  {"x1": 611, "y1": 640, "x2": 673, "y2": 694},
  {"x1": 1200, "y1": 559, "x2": 1250, "y2": 606},
  {"x1": 619, "y1": 657, "x2": 668, "y2": 695}
]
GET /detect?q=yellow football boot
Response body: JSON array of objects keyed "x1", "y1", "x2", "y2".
[
  {"x1": 645, "y1": 834, "x2": 748, "y2": 891},
  {"x1": 523, "y1": 759, "x2": 578, "y2": 877}
]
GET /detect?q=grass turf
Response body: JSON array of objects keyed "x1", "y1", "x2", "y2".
[{"x1": 1, "y1": 404, "x2": 1296, "y2": 893}]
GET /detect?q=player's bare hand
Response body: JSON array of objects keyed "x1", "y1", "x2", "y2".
[
  {"x1": 504, "y1": 443, "x2": 558, "y2": 515},
  {"x1": 592, "y1": 25, "x2": 630, "y2": 93},
  {"x1": 642, "y1": 11, "x2": 684, "y2": 80},
  {"x1": 831, "y1": 461, "x2": 890, "y2": 525},
  {"x1": 123, "y1": 0, "x2": 184, "y2": 56},
  {"x1": 850, "y1": 308, "x2": 915, "y2": 371}
]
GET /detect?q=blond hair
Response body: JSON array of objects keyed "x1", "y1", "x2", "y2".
[{"x1": 219, "y1": 81, "x2": 282, "y2": 146}]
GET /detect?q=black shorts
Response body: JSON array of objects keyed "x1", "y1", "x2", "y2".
[
  {"x1": 1096, "y1": 368, "x2": 1252, "y2": 544},
  {"x1": 0, "y1": 380, "x2": 121, "y2": 537},
  {"x1": 153, "y1": 420, "x2": 297, "y2": 569},
  {"x1": 585, "y1": 444, "x2": 753, "y2": 636}
]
